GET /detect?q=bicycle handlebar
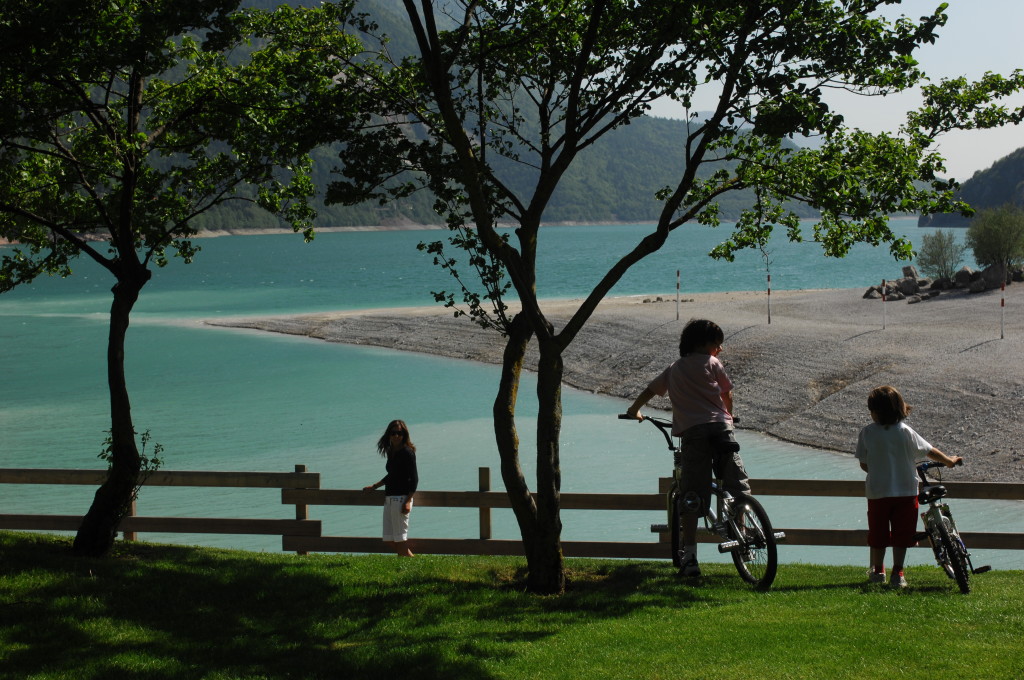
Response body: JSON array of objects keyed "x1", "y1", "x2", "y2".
[
  {"x1": 617, "y1": 414, "x2": 740, "y2": 425},
  {"x1": 618, "y1": 412, "x2": 745, "y2": 455},
  {"x1": 916, "y1": 458, "x2": 963, "y2": 482},
  {"x1": 619, "y1": 413, "x2": 674, "y2": 448}
]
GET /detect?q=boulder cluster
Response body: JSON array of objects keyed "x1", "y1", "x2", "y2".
[{"x1": 863, "y1": 264, "x2": 1024, "y2": 303}]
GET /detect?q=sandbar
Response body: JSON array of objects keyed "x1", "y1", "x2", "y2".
[{"x1": 208, "y1": 286, "x2": 1024, "y2": 483}]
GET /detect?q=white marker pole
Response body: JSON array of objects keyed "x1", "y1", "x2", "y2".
[
  {"x1": 676, "y1": 269, "x2": 680, "y2": 321},
  {"x1": 881, "y1": 279, "x2": 887, "y2": 330},
  {"x1": 1001, "y1": 280, "x2": 1006, "y2": 340}
]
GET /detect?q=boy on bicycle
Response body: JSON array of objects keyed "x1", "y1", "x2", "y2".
[{"x1": 626, "y1": 318, "x2": 750, "y2": 577}]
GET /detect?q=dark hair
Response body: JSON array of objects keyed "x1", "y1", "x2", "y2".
[
  {"x1": 867, "y1": 385, "x2": 912, "y2": 426},
  {"x1": 678, "y1": 319, "x2": 725, "y2": 357},
  {"x1": 376, "y1": 419, "x2": 416, "y2": 456}
]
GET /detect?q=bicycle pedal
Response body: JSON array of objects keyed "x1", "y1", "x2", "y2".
[{"x1": 650, "y1": 523, "x2": 668, "y2": 533}]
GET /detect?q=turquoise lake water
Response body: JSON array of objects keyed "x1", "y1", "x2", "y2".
[{"x1": 2, "y1": 219, "x2": 1020, "y2": 569}]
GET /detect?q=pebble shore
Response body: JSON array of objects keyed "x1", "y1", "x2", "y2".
[{"x1": 208, "y1": 285, "x2": 1024, "y2": 483}]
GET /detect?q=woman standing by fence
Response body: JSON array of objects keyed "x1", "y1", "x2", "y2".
[{"x1": 363, "y1": 419, "x2": 419, "y2": 557}]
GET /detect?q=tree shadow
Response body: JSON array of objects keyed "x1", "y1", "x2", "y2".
[
  {"x1": 3, "y1": 534, "x2": 971, "y2": 679},
  {"x1": 3, "y1": 536, "x2": 765, "y2": 680},
  {"x1": 1, "y1": 537, "x2": 509, "y2": 680}
]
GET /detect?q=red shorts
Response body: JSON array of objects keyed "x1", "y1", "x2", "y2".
[{"x1": 866, "y1": 496, "x2": 919, "y2": 548}]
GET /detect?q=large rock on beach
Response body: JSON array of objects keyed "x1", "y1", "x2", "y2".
[
  {"x1": 895, "y1": 277, "x2": 920, "y2": 295},
  {"x1": 953, "y1": 266, "x2": 976, "y2": 287}
]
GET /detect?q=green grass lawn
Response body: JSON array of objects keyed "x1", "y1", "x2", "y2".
[{"x1": 1, "y1": 531, "x2": 1022, "y2": 680}]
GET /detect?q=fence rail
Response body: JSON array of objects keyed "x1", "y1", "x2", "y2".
[
  {"x1": 2, "y1": 466, "x2": 1022, "y2": 558},
  {"x1": 0, "y1": 468, "x2": 321, "y2": 489}
]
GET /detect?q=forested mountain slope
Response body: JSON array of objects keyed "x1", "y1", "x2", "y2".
[{"x1": 919, "y1": 147, "x2": 1024, "y2": 228}]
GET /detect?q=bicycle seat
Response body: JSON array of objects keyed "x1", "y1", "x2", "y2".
[{"x1": 918, "y1": 485, "x2": 947, "y2": 503}]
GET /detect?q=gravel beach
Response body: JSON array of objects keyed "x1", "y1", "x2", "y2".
[{"x1": 209, "y1": 285, "x2": 1024, "y2": 483}]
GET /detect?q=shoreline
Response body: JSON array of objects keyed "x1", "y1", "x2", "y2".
[
  {"x1": 208, "y1": 286, "x2": 1024, "y2": 483},
  {"x1": 1, "y1": 215, "x2": 929, "y2": 246}
]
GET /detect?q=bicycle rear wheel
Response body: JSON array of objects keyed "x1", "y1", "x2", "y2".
[
  {"x1": 935, "y1": 515, "x2": 971, "y2": 594},
  {"x1": 728, "y1": 494, "x2": 778, "y2": 590}
]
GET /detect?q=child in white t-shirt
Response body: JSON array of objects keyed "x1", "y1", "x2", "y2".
[{"x1": 855, "y1": 385, "x2": 961, "y2": 587}]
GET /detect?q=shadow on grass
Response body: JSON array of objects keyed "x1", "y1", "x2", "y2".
[
  {"x1": 1, "y1": 534, "x2": 748, "y2": 680},
  {"x1": 2, "y1": 534, "x2": 511, "y2": 680},
  {"x1": 3, "y1": 533, "x2": 977, "y2": 679}
]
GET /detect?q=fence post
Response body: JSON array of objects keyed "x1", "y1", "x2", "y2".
[
  {"x1": 123, "y1": 499, "x2": 137, "y2": 542},
  {"x1": 656, "y1": 477, "x2": 671, "y2": 543},
  {"x1": 479, "y1": 467, "x2": 491, "y2": 540},
  {"x1": 293, "y1": 464, "x2": 309, "y2": 556}
]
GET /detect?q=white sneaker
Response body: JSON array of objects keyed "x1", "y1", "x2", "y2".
[
  {"x1": 891, "y1": 571, "x2": 908, "y2": 588},
  {"x1": 867, "y1": 568, "x2": 886, "y2": 584}
]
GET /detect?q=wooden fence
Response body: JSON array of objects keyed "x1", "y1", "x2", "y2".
[
  {"x1": 281, "y1": 468, "x2": 1024, "y2": 557},
  {"x1": 2, "y1": 466, "x2": 1023, "y2": 558},
  {"x1": 0, "y1": 466, "x2": 321, "y2": 546}
]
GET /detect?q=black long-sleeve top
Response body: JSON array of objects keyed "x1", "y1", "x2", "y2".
[{"x1": 383, "y1": 445, "x2": 418, "y2": 496}]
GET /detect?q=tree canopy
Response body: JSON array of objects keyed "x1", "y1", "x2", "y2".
[
  {"x1": 966, "y1": 204, "x2": 1024, "y2": 271},
  {"x1": 0, "y1": 0, "x2": 364, "y2": 285},
  {"x1": 916, "y1": 229, "x2": 967, "y2": 280}
]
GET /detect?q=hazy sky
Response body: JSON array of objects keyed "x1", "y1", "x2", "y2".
[{"x1": 649, "y1": 0, "x2": 1024, "y2": 181}]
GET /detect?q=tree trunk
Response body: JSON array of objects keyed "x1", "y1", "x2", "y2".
[
  {"x1": 73, "y1": 274, "x2": 146, "y2": 557},
  {"x1": 492, "y1": 313, "x2": 567, "y2": 594},
  {"x1": 528, "y1": 335, "x2": 566, "y2": 594}
]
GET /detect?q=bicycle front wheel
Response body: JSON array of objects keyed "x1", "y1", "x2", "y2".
[
  {"x1": 924, "y1": 514, "x2": 954, "y2": 578},
  {"x1": 670, "y1": 493, "x2": 683, "y2": 568},
  {"x1": 935, "y1": 515, "x2": 971, "y2": 594},
  {"x1": 728, "y1": 494, "x2": 778, "y2": 590}
]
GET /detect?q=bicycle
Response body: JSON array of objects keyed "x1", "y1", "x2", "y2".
[
  {"x1": 621, "y1": 414, "x2": 784, "y2": 590},
  {"x1": 916, "y1": 460, "x2": 990, "y2": 594}
]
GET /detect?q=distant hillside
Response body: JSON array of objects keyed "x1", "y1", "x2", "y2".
[
  {"x1": 486, "y1": 114, "x2": 817, "y2": 224},
  {"x1": 196, "y1": 0, "x2": 818, "y2": 231},
  {"x1": 918, "y1": 147, "x2": 1024, "y2": 228}
]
